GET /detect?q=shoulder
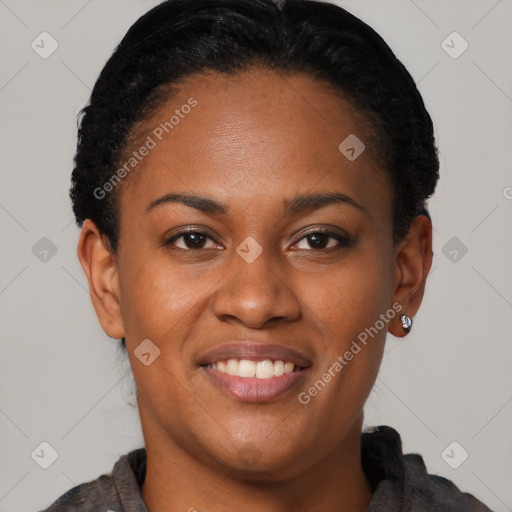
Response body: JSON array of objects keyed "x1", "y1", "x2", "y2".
[
  {"x1": 38, "y1": 448, "x2": 146, "y2": 512},
  {"x1": 402, "y1": 453, "x2": 494, "y2": 512},
  {"x1": 38, "y1": 474, "x2": 117, "y2": 511},
  {"x1": 362, "y1": 426, "x2": 493, "y2": 512}
]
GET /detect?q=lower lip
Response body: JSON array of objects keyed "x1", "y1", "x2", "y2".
[{"x1": 202, "y1": 366, "x2": 308, "y2": 402}]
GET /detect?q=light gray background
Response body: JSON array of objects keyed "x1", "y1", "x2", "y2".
[{"x1": 1, "y1": 0, "x2": 511, "y2": 511}]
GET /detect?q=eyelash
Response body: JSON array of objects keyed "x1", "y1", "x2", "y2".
[{"x1": 163, "y1": 228, "x2": 352, "y2": 252}]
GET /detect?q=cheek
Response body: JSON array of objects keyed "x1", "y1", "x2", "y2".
[
  {"x1": 293, "y1": 255, "x2": 391, "y2": 426},
  {"x1": 298, "y1": 255, "x2": 393, "y2": 414},
  {"x1": 118, "y1": 256, "x2": 210, "y2": 342},
  {"x1": 118, "y1": 260, "x2": 210, "y2": 414},
  {"x1": 303, "y1": 252, "x2": 393, "y2": 346}
]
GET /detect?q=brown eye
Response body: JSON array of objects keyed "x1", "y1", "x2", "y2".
[
  {"x1": 293, "y1": 230, "x2": 351, "y2": 251},
  {"x1": 164, "y1": 230, "x2": 219, "y2": 250}
]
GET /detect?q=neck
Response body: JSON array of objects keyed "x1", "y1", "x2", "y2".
[{"x1": 140, "y1": 413, "x2": 373, "y2": 512}]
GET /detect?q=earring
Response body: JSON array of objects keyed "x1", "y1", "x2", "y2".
[{"x1": 400, "y1": 314, "x2": 412, "y2": 334}]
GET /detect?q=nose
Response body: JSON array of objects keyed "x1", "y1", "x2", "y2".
[{"x1": 211, "y1": 243, "x2": 301, "y2": 329}]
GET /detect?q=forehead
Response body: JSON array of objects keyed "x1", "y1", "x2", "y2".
[{"x1": 119, "y1": 66, "x2": 390, "y2": 220}]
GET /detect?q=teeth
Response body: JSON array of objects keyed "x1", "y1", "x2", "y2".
[
  {"x1": 239, "y1": 359, "x2": 256, "y2": 378},
  {"x1": 256, "y1": 360, "x2": 274, "y2": 379},
  {"x1": 226, "y1": 359, "x2": 239, "y2": 376},
  {"x1": 206, "y1": 359, "x2": 298, "y2": 378},
  {"x1": 274, "y1": 360, "x2": 285, "y2": 377}
]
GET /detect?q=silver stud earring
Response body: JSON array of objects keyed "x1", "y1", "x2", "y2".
[{"x1": 400, "y1": 314, "x2": 412, "y2": 334}]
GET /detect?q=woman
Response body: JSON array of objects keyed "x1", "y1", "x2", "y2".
[{"x1": 40, "y1": 0, "x2": 493, "y2": 510}]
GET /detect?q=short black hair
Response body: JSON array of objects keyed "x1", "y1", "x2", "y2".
[{"x1": 70, "y1": 0, "x2": 439, "y2": 251}]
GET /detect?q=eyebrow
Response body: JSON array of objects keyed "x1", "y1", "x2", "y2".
[{"x1": 146, "y1": 192, "x2": 367, "y2": 217}]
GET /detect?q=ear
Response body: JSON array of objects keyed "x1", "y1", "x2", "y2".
[
  {"x1": 388, "y1": 215, "x2": 433, "y2": 338},
  {"x1": 77, "y1": 219, "x2": 125, "y2": 339}
]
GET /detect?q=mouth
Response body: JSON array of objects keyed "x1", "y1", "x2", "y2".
[{"x1": 197, "y1": 343, "x2": 311, "y2": 402}]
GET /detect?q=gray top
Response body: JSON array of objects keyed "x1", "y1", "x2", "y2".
[{"x1": 39, "y1": 425, "x2": 493, "y2": 511}]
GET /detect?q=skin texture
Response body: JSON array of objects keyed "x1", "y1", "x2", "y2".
[{"x1": 77, "y1": 67, "x2": 432, "y2": 512}]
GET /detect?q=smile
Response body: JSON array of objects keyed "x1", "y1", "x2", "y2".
[
  {"x1": 197, "y1": 342, "x2": 311, "y2": 402},
  {"x1": 201, "y1": 359, "x2": 309, "y2": 402}
]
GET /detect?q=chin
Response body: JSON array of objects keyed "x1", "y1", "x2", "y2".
[{"x1": 199, "y1": 433, "x2": 312, "y2": 481}]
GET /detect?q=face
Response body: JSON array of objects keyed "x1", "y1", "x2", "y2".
[{"x1": 80, "y1": 67, "x2": 429, "y2": 480}]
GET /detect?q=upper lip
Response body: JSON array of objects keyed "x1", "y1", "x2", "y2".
[{"x1": 197, "y1": 342, "x2": 312, "y2": 368}]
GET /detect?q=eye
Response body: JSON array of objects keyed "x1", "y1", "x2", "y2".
[
  {"x1": 292, "y1": 230, "x2": 351, "y2": 251},
  {"x1": 164, "y1": 229, "x2": 220, "y2": 250}
]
